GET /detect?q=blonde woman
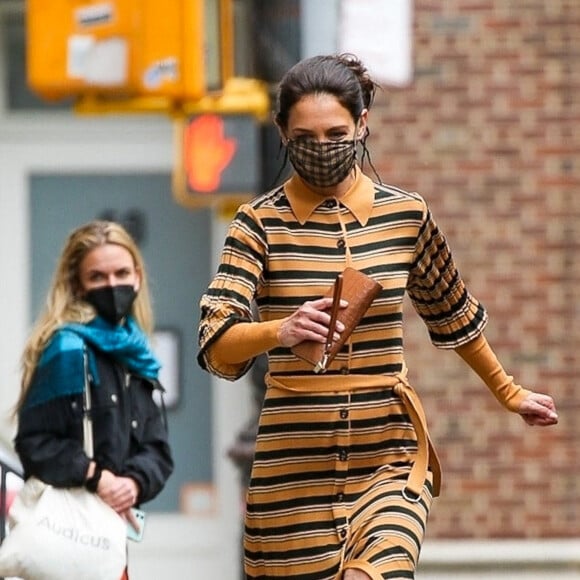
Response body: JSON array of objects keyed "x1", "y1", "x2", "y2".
[{"x1": 14, "y1": 220, "x2": 173, "y2": 580}]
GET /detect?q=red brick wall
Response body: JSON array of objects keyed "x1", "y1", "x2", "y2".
[{"x1": 367, "y1": 0, "x2": 579, "y2": 538}]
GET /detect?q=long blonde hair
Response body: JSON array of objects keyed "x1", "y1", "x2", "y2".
[{"x1": 17, "y1": 220, "x2": 154, "y2": 411}]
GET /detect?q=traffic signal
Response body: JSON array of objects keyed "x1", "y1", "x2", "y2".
[
  {"x1": 184, "y1": 115, "x2": 237, "y2": 193},
  {"x1": 26, "y1": 0, "x2": 233, "y2": 105},
  {"x1": 173, "y1": 112, "x2": 261, "y2": 208}
]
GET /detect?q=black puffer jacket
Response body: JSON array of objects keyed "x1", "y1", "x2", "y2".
[{"x1": 15, "y1": 347, "x2": 173, "y2": 505}]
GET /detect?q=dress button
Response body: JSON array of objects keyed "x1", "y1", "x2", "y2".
[
  {"x1": 340, "y1": 366, "x2": 349, "y2": 375},
  {"x1": 339, "y1": 449, "x2": 348, "y2": 461},
  {"x1": 337, "y1": 493, "x2": 344, "y2": 502},
  {"x1": 323, "y1": 199, "x2": 335, "y2": 208},
  {"x1": 111, "y1": 394, "x2": 118, "y2": 403},
  {"x1": 340, "y1": 409, "x2": 348, "y2": 419},
  {"x1": 337, "y1": 238, "x2": 346, "y2": 249},
  {"x1": 131, "y1": 420, "x2": 138, "y2": 429},
  {"x1": 340, "y1": 529, "x2": 347, "y2": 539}
]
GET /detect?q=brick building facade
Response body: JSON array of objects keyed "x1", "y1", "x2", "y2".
[{"x1": 366, "y1": 0, "x2": 579, "y2": 538}]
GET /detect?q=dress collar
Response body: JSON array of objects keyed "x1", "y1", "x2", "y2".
[{"x1": 284, "y1": 167, "x2": 375, "y2": 226}]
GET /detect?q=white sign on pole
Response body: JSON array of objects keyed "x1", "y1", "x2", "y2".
[{"x1": 338, "y1": 0, "x2": 413, "y2": 86}]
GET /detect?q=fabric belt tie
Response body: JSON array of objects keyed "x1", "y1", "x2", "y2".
[
  {"x1": 393, "y1": 373, "x2": 442, "y2": 501},
  {"x1": 266, "y1": 368, "x2": 442, "y2": 501}
]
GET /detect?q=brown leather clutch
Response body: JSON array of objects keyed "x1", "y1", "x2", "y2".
[{"x1": 291, "y1": 267, "x2": 383, "y2": 373}]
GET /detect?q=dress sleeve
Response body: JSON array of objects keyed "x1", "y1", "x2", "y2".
[
  {"x1": 407, "y1": 207, "x2": 488, "y2": 348},
  {"x1": 197, "y1": 205, "x2": 267, "y2": 379}
]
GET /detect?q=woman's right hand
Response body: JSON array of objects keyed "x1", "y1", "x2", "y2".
[{"x1": 277, "y1": 297, "x2": 347, "y2": 347}]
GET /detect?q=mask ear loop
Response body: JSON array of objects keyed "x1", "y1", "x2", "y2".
[
  {"x1": 358, "y1": 126, "x2": 383, "y2": 185},
  {"x1": 268, "y1": 140, "x2": 291, "y2": 190}
]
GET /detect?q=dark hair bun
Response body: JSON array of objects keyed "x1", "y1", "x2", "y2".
[{"x1": 335, "y1": 53, "x2": 378, "y2": 110}]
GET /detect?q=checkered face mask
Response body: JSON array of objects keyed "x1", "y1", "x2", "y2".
[{"x1": 286, "y1": 139, "x2": 357, "y2": 188}]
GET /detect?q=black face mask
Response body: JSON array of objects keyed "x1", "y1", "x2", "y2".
[{"x1": 84, "y1": 285, "x2": 137, "y2": 325}]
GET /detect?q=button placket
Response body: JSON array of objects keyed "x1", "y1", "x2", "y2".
[
  {"x1": 332, "y1": 392, "x2": 351, "y2": 544},
  {"x1": 335, "y1": 206, "x2": 354, "y2": 371}
]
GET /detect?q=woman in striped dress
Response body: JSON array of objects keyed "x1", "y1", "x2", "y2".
[{"x1": 197, "y1": 54, "x2": 558, "y2": 580}]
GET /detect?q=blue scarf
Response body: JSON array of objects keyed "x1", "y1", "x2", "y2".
[{"x1": 24, "y1": 316, "x2": 160, "y2": 409}]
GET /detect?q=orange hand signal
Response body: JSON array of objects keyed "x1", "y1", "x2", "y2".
[{"x1": 184, "y1": 114, "x2": 237, "y2": 193}]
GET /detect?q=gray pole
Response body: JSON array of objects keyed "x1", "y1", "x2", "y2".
[{"x1": 300, "y1": 0, "x2": 340, "y2": 58}]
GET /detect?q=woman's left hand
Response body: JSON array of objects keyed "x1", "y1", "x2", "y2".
[
  {"x1": 97, "y1": 470, "x2": 140, "y2": 513},
  {"x1": 517, "y1": 392, "x2": 558, "y2": 426}
]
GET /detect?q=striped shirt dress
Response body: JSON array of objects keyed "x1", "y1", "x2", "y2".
[{"x1": 198, "y1": 169, "x2": 487, "y2": 579}]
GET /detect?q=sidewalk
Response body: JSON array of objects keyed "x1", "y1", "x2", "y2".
[{"x1": 417, "y1": 539, "x2": 580, "y2": 579}]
